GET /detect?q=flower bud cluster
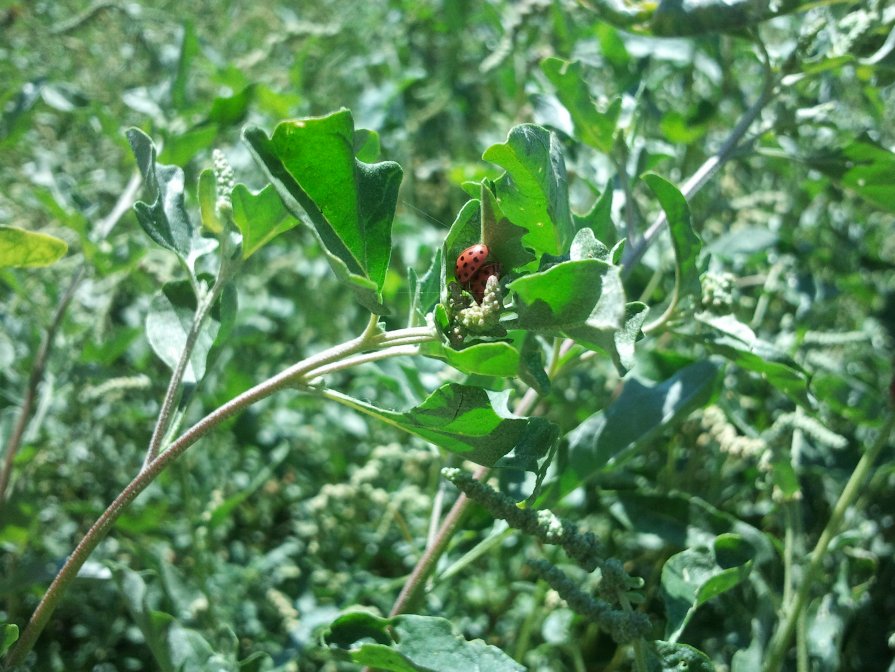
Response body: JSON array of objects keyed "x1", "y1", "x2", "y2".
[
  {"x1": 698, "y1": 405, "x2": 766, "y2": 459},
  {"x1": 441, "y1": 468, "x2": 603, "y2": 571},
  {"x1": 212, "y1": 149, "x2": 235, "y2": 213},
  {"x1": 700, "y1": 271, "x2": 737, "y2": 313},
  {"x1": 446, "y1": 275, "x2": 504, "y2": 346},
  {"x1": 527, "y1": 560, "x2": 650, "y2": 644}
]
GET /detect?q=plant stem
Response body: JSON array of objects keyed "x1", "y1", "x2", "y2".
[
  {"x1": 2, "y1": 318, "x2": 436, "y2": 667},
  {"x1": 0, "y1": 267, "x2": 84, "y2": 505},
  {"x1": 142, "y1": 277, "x2": 230, "y2": 468},
  {"x1": 762, "y1": 412, "x2": 894, "y2": 672},
  {"x1": 387, "y1": 364, "x2": 543, "y2": 618},
  {"x1": 621, "y1": 48, "x2": 776, "y2": 277},
  {"x1": 389, "y1": 463, "x2": 491, "y2": 617}
]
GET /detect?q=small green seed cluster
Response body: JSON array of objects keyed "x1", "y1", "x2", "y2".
[
  {"x1": 446, "y1": 275, "x2": 504, "y2": 346},
  {"x1": 527, "y1": 560, "x2": 650, "y2": 644},
  {"x1": 442, "y1": 467, "x2": 649, "y2": 641},
  {"x1": 700, "y1": 271, "x2": 737, "y2": 313},
  {"x1": 212, "y1": 148, "x2": 235, "y2": 213},
  {"x1": 441, "y1": 467, "x2": 603, "y2": 571}
]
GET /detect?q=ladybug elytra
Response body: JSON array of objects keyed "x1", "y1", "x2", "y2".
[{"x1": 455, "y1": 244, "x2": 490, "y2": 284}]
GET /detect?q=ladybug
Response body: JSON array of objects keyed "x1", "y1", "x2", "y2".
[
  {"x1": 455, "y1": 244, "x2": 490, "y2": 284},
  {"x1": 469, "y1": 263, "x2": 501, "y2": 304}
]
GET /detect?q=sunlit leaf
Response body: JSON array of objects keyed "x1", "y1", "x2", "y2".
[
  {"x1": 483, "y1": 125, "x2": 574, "y2": 257},
  {"x1": 231, "y1": 183, "x2": 299, "y2": 259},
  {"x1": 642, "y1": 173, "x2": 702, "y2": 304},
  {"x1": 0, "y1": 225, "x2": 67, "y2": 268},
  {"x1": 323, "y1": 384, "x2": 557, "y2": 468},
  {"x1": 243, "y1": 109, "x2": 402, "y2": 313}
]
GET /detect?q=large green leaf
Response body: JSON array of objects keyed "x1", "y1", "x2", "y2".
[
  {"x1": 541, "y1": 58, "x2": 621, "y2": 153},
  {"x1": 662, "y1": 534, "x2": 755, "y2": 642},
  {"x1": 324, "y1": 612, "x2": 525, "y2": 672},
  {"x1": 554, "y1": 360, "x2": 720, "y2": 498},
  {"x1": 422, "y1": 340, "x2": 521, "y2": 378},
  {"x1": 323, "y1": 383, "x2": 556, "y2": 468},
  {"x1": 126, "y1": 128, "x2": 195, "y2": 261},
  {"x1": 696, "y1": 313, "x2": 810, "y2": 405},
  {"x1": 0, "y1": 225, "x2": 67, "y2": 268},
  {"x1": 483, "y1": 125, "x2": 574, "y2": 257},
  {"x1": 508, "y1": 258, "x2": 619, "y2": 331},
  {"x1": 243, "y1": 109, "x2": 402, "y2": 314},
  {"x1": 506, "y1": 256, "x2": 641, "y2": 371}
]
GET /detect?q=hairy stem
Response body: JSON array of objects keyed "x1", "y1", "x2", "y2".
[
  {"x1": 762, "y1": 412, "x2": 894, "y2": 672},
  {"x1": 142, "y1": 276, "x2": 230, "y2": 468}
]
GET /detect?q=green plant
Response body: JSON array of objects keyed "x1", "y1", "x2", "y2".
[{"x1": 2, "y1": 2, "x2": 894, "y2": 671}]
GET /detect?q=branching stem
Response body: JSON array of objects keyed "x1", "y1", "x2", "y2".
[{"x1": 3, "y1": 317, "x2": 437, "y2": 667}]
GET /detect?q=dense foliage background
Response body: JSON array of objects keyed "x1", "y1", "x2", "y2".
[{"x1": 1, "y1": 1, "x2": 894, "y2": 670}]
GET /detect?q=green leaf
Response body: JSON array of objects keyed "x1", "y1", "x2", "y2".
[
  {"x1": 541, "y1": 58, "x2": 621, "y2": 153},
  {"x1": 646, "y1": 640, "x2": 716, "y2": 672},
  {"x1": 480, "y1": 182, "x2": 536, "y2": 271},
  {"x1": 231, "y1": 183, "x2": 299, "y2": 259},
  {"x1": 158, "y1": 125, "x2": 218, "y2": 166},
  {"x1": 243, "y1": 109, "x2": 402, "y2": 314},
  {"x1": 509, "y1": 259, "x2": 618, "y2": 331},
  {"x1": 325, "y1": 612, "x2": 525, "y2": 672},
  {"x1": 443, "y1": 198, "x2": 482, "y2": 285},
  {"x1": 0, "y1": 225, "x2": 67, "y2": 268},
  {"x1": 507, "y1": 257, "x2": 638, "y2": 371},
  {"x1": 323, "y1": 383, "x2": 557, "y2": 468},
  {"x1": 696, "y1": 313, "x2": 810, "y2": 405},
  {"x1": 408, "y1": 247, "x2": 442, "y2": 325},
  {"x1": 483, "y1": 124, "x2": 573, "y2": 257},
  {"x1": 422, "y1": 340, "x2": 521, "y2": 377},
  {"x1": 126, "y1": 128, "x2": 195, "y2": 260},
  {"x1": 642, "y1": 173, "x2": 702, "y2": 303},
  {"x1": 1, "y1": 623, "x2": 18, "y2": 655},
  {"x1": 353, "y1": 128, "x2": 381, "y2": 162},
  {"x1": 569, "y1": 226, "x2": 609, "y2": 263},
  {"x1": 145, "y1": 279, "x2": 235, "y2": 384},
  {"x1": 112, "y1": 565, "x2": 176, "y2": 672},
  {"x1": 573, "y1": 183, "x2": 616, "y2": 246},
  {"x1": 662, "y1": 534, "x2": 755, "y2": 642},
  {"x1": 556, "y1": 360, "x2": 720, "y2": 498}
]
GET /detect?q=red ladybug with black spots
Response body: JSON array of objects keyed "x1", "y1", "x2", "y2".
[{"x1": 454, "y1": 244, "x2": 500, "y2": 304}]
